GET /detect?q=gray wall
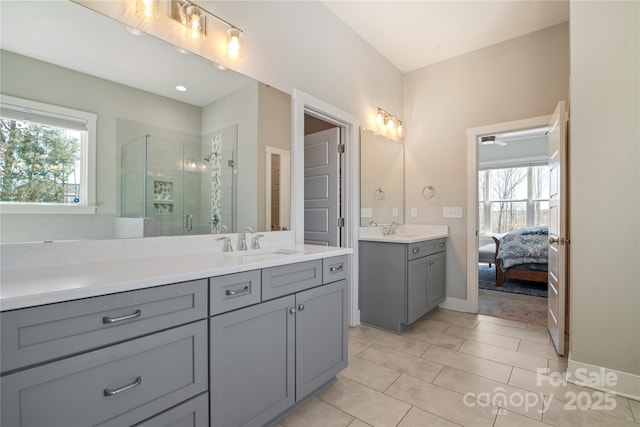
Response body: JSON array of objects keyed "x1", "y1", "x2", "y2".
[{"x1": 403, "y1": 23, "x2": 570, "y2": 300}]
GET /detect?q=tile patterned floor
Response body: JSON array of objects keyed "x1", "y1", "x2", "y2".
[{"x1": 276, "y1": 309, "x2": 640, "y2": 427}]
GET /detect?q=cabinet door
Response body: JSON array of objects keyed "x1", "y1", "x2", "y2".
[
  {"x1": 295, "y1": 279, "x2": 348, "y2": 400},
  {"x1": 407, "y1": 256, "x2": 430, "y2": 324},
  {"x1": 210, "y1": 295, "x2": 295, "y2": 427},
  {"x1": 428, "y1": 252, "x2": 446, "y2": 309}
]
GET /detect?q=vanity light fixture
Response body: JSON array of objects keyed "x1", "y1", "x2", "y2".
[
  {"x1": 375, "y1": 107, "x2": 404, "y2": 139},
  {"x1": 170, "y1": 0, "x2": 244, "y2": 59}
]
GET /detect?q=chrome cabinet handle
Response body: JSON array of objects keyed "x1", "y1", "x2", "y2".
[
  {"x1": 102, "y1": 309, "x2": 141, "y2": 324},
  {"x1": 185, "y1": 214, "x2": 193, "y2": 231},
  {"x1": 103, "y1": 376, "x2": 142, "y2": 396},
  {"x1": 412, "y1": 248, "x2": 420, "y2": 254},
  {"x1": 298, "y1": 304, "x2": 305, "y2": 311},
  {"x1": 329, "y1": 265, "x2": 343, "y2": 272},
  {"x1": 225, "y1": 286, "x2": 250, "y2": 296},
  {"x1": 289, "y1": 307, "x2": 296, "y2": 315}
]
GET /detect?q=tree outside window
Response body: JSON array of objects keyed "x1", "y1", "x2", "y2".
[{"x1": 0, "y1": 119, "x2": 81, "y2": 204}]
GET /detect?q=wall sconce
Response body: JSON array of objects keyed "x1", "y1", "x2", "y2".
[
  {"x1": 169, "y1": 0, "x2": 244, "y2": 58},
  {"x1": 375, "y1": 107, "x2": 404, "y2": 139}
]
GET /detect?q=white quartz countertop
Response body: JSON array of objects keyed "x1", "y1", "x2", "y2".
[
  {"x1": 358, "y1": 224, "x2": 448, "y2": 243},
  {"x1": 0, "y1": 245, "x2": 352, "y2": 311}
]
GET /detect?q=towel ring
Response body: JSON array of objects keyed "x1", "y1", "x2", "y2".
[
  {"x1": 422, "y1": 185, "x2": 436, "y2": 199},
  {"x1": 374, "y1": 187, "x2": 385, "y2": 200}
]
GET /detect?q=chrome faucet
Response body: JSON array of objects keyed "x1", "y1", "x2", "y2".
[
  {"x1": 389, "y1": 220, "x2": 398, "y2": 235},
  {"x1": 217, "y1": 236, "x2": 233, "y2": 252},
  {"x1": 253, "y1": 234, "x2": 264, "y2": 249},
  {"x1": 383, "y1": 221, "x2": 398, "y2": 236},
  {"x1": 238, "y1": 226, "x2": 256, "y2": 251}
]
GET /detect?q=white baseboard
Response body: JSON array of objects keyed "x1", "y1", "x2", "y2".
[
  {"x1": 438, "y1": 297, "x2": 474, "y2": 313},
  {"x1": 567, "y1": 359, "x2": 640, "y2": 401}
]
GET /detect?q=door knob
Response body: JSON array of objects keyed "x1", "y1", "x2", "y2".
[{"x1": 549, "y1": 236, "x2": 564, "y2": 245}]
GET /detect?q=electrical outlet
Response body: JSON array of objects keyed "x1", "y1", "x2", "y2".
[
  {"x1": 392, "y1": 208, "x2": 398, "y2": 218},
  {"x1": 442, "y1": 207, "x2": 463, "y2": 218},
  {"x1": 411, "y1": 208, "x2": 418, "y2": 217}
]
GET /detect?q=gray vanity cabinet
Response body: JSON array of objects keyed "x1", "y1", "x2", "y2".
[
  {"x1": 209, "y1": 259, "x2": 348, "y2": 427},
  {"x1": 360, "y1": 238, "x2": 446, "y2": 332}
]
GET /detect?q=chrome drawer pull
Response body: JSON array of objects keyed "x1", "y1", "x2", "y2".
[
  {"x1": 103, "y1": 376, "x2": 142, "y2": 397},
  {"x1": 412, "y1": 248, "x2": 420, "y2": 254},
  {"x1": 102, "y1": 309, "x2": 141, "y2": 324},
  {"x1": 329, "y1": 265, "x2": 343, "y2": 272},
  {"x1": 225, "y1": 286, "x2": 250, "y2": 296}
]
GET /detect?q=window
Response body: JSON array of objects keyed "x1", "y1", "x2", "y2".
[
  {"x1": 0, "y1": 95, "x2": 96, "y2": 214},
  {"x1": 479, "y1": 164, "x2": 549, "y2": 235}
]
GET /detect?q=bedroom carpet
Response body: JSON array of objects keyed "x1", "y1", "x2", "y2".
[
  {"x1": 478, "y1": 289, "x2": 548, "y2": 326},
  {"x1": 478, "y1": 264, "x2": 548, "y2": 298}
]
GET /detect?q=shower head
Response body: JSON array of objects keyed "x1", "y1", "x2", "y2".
[{"x1": 203, "y1": 152, "x2": 217, "y2": 162}]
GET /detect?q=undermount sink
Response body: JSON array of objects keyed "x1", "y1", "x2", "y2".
[{"x1": 226, "y1": 248, "x2": 304, "y2": 258}]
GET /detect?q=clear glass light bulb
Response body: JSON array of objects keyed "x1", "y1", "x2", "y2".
[
  {"x1": 376, "y1": 111, "x2": 383, "y2": 125},
  {"x1": 227, "y1": 28, "x2": 242, "y2": 59},
  {"x1": 386, "y1": 117, "x2": 395, "y2": 129}
]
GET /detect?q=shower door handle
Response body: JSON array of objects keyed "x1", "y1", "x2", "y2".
[{"x1": 185, "y1": 214, "x2": 193, "y2": 231}]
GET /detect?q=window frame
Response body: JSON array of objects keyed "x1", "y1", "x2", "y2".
[
  {"x1": 479, "y1": 158, "x2": 549, "y2": 235},
  {"x1": 0, "y1": 94, "x2": 97, "y2": 214}
]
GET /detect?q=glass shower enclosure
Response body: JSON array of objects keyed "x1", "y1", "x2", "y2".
[{"x1": 119, "y1": 130, "x2": 237, "y2": 238}]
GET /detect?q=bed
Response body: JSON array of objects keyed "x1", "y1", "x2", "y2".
[{"x1": 492, "y1": 226, "x2": 548, "y2": 287}]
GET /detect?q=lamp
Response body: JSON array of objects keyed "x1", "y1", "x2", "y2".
[
  {"x1": 136, "y1": 0, "x2": 158, "y2": 19},
  {"x1": 169, "y1": 0, "x2": 244, "y2": 58},
  {"x1": 375, "y1": 107, "x2": 404, "y2": 139}
]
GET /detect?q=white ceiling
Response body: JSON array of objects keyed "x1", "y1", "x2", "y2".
[{"x1": 323, "y1": 0, "x2": 570, "y2": 73}]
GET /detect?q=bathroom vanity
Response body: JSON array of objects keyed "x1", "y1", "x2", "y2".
[
  {"x1": 359, "y1": 228, "x2": 447, "y2": 332},
  {"x1": 0, "y1": 245, "x2": 350, "y2": 427}
]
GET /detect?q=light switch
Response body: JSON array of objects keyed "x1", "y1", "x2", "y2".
[
  {"x1": 411, "y1": 208, "x2": 418, "y2": 217},
  {"x1": 392, "y1": 208, "x2": 398, "y2": 218},
  {"x1": 442, "y1": 207, "x2": 463, "y2": 218}
]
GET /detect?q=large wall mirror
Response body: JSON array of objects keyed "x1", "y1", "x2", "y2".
[
  {"x1": 0, "y1": 1, "x2": 291, "y2": 243},
  {"x1": 360, "y1": 128, "x2": 404, "y2": 226}
]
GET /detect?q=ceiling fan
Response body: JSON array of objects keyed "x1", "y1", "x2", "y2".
[{"x1": 480, "y1": 135, "x2": 509, "y2": 147}]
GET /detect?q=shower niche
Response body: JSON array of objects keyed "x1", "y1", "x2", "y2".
[{"x1": 118, "y1": 120, "x2": 238, "y2": 237}]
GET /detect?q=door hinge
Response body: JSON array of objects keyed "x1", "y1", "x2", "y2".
[
  {"x1": 338, "y1": 144, "x2": 345, "y2": 154},
  {"x1": 338, "y1": 217, "x2": 345, "y2": 227}
]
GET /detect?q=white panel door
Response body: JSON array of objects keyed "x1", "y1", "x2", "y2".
[
  {"x1": 304, "y1": 128, "x2": 340, "y2": 246},
  {"x1": 547, "y1": 100, "x2": 568, "y2": 356}
]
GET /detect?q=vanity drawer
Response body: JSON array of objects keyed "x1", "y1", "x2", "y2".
[
  {"x1": 134, "y1": 392, "x2": 209, "y2": 427},
  {"x1": 407, "y1": 239, "x2": 446, "y2": 260},
  {"x1": 0, "y1": 279, "x2": 207, "y2": 373},
  {"x1": 0, "y1": 320, "x2": 208, "y2": 427},
  {"x1": 262, "y1": 260, "x2": 322, "y2": 300},
  {"x1": 210, "y1": 270, "x2": 261, "y2": 315},
  {"x1": 323, "y1": 255, "x2": 348, "y2": 284}
]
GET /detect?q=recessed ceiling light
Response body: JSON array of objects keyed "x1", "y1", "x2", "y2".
[
  {"x1": 126, "y1": 26, "x2": 145, "y2": 36},
  {"x1": 174, "y1": 46, "x2": 190, "y2": 55},
  {"x1": 175, "y1": 85, "x2": 188, "y2": 92},
  {"x1": 215, "y1": 64, "x2": 227, "y2": 71}
]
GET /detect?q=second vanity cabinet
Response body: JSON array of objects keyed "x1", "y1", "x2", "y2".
[
  {"x1": 210, "y1": 258, "x2": 348, "y2": 427},
  {"x1": 360, "y1": 238, "x2": 446, "y2": 332}
]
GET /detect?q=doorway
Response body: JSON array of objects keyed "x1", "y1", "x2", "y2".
[
  {"x1": 465, "y1": 115, "x2": 552, "y2": 316},
  {"x1": 292, "y1": 90, "x2": 360, "y2": 325}
]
